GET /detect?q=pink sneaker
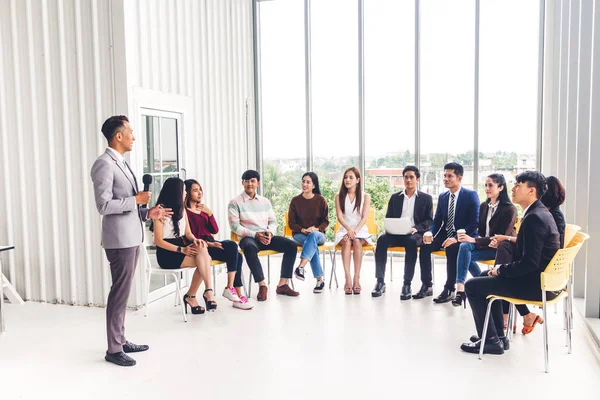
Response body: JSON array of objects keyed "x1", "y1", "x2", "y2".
[
  {"x1": 222, "y1": 287, "x2": 241, "y2": 302},
  {"x1": 233, "y1": 296, "x2": 254, "y2": 310}
]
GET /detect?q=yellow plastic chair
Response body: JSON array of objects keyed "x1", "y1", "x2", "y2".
[
  {"x1": 230, "y1": 231, "x2": 292, "y2": 297},
  {"x1": 564, "y1": 224, "x2": 581, "y2": 248},
  {"x1": 479, "y1": 232, "x2": 589, "y2": 373},
  {"x1": 329, "y1": 208, "x2": 378, "y2": 289},
  {"x1": 283, "y1": 212, "x2": 333, "y2": 281}
]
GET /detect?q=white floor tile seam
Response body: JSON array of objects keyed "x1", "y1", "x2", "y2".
[{"x1": 2, "y1": 260, "x2": 600, "y2": 400}]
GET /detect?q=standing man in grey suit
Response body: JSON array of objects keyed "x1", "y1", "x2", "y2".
[{"x1": 91, "y1": 115, "x2": 171, "y2": 367}]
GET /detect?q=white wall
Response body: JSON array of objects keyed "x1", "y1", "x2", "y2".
[
  {"x1": 542, "y1": 0, "x2": 600, "y2": 318},
  {"x1": 0, "y1": 0, "x2": 255, "y2": 307}
]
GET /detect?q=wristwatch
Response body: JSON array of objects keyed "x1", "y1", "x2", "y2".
[{"x1": 177, "y1": 246, "x2": 182, "y2": 253}]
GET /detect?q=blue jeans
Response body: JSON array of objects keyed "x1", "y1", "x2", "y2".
[
  {"x1": 293, "y1": 232, "x2": 326, "y2": 279},
  {"x1": 456, "y1": 242, "x2": 497, "y2": 284}
]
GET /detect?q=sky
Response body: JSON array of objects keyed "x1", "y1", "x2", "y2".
[{"x1": 259, "y1": 0, "x2": 540, "y2": 160}]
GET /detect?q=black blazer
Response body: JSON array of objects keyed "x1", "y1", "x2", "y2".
[
  {"x1": 385, "y1": 190, "x2": 433, "y2": 234},
  {"x1": 549, "y1": 206, "x2": 566, "y2": 248},
  {"x1": 475, "y1": 201, "x2": 517, "y2": 249},
  {"x1": 430, "y1": 187, "x2": 480, "y2": 238},
  {"x1": 497, "y1": 200, "x2": 560, "y2": 279}
]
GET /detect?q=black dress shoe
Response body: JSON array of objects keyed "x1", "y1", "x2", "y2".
[
  {"x1": 470, "y1": 335, "x2": 510, "y2": 350},
  {"x1": 371, "y1": 282, "x2": 386, "y2": 297},
  {"x1": 123, "y1": 341, "x2": 149, "y2": 353},
  {"x1": 451, "y1": 291, "x2": 467, "y2": 308},
  {"x1": 412, "y1": 284, "x2": 433, "y2": 299},
  {"x1": 460, "y1": 339, "x2": 504, "y2": 355},
  {"x1": 105, "y1": 351, "x2": 136, "y2": 366},
  {"x1": 400, "y1": 284, "x2": 412, "y2": 300},
  {"x1": 433, "y1": 288, "x2": 455, "y2": 303}
]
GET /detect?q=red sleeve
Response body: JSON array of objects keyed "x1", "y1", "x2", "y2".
[{"x1": 207, "y1": 214, "x2": 219, "y2": 234}]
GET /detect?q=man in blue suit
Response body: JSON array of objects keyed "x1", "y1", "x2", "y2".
[{"x1": 418, "y1": 163, "x2": 480, "y2": 303}]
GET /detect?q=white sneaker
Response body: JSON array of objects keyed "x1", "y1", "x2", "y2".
[
  {"x1": 222, "y1": 287, "x2": 241, "y2": 302},
  {"x1": 233, "y1": 296, "x2": 254, "y2": 310}
]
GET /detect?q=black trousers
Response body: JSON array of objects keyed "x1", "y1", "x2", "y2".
[
  {"x1": 419, "y1": 234, "x2": 460, "y2": 291},
  {"x1": 465, "y1": 275, "x2": 558, "y2": 340},
  {"x1": 239, "y1": 235, "x2": 298, "y2": 283},
  {"x1": 374, "y1": 233, "x2": 430, "y2": 286},
  {"x1": 207, "y1": 240, "x2": 243, "y2": 288},
  {"x1": 493, "y1": 241, "x2": 531, "y2": 316}
]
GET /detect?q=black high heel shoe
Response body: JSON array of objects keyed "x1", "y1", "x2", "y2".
[
  {"x1": 183, "y1": 294, "x2": 205, "y2": 315},
  {"x1": 203, "y1": 289, "x2": 218, "y2": 311},
  {"x1": 452, "y1": 291, "x2": 467, "y2": 309}
]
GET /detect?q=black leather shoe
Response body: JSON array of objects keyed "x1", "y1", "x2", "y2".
[
  {"x1": 412, "y1": 284, "x2": 433, "y2": 299},
  {"x1": 400, "y1": 284, "x2": 412, "y2": 300},
  {"x1": 105, "y1": 351, "x2": 136, "y2": 366},
  {"x1": 470, "y1": 335, "x2": 509, "y2": 350},
  {"x1": 371, "y1": 282, "x2": 386, "y2": 297},
  {"x1": 123, "y1": 341, "x2": 149, "y2": 353},
  {"x1": 451, "y1": 291, "x2": 467, "y2": 308},
  {"x1": 460, "y1": 339, "x2": 504, "y2": 355},
  {"x1": 433, "y1": 288, "x2": 455, "y2": 303}
]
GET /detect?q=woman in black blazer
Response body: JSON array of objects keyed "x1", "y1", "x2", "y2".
[{"x1": 453, "y1": 174, "x2": 517, "y2": 308}]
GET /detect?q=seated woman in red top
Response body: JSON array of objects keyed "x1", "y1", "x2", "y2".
[{"x1": 184, "y1": 179, "x2": 253, "y2": 310}]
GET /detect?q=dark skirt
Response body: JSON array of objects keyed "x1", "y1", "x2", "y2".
[{"x1": 156, "y1": 238, "x2": 188, "y2": 269}]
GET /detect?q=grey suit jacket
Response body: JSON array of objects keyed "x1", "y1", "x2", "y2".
[{"x1": 90, "y1": 149, "x2": 149, "y2": 249}]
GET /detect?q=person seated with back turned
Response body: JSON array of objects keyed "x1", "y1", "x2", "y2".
[
  {"x1": 420, "y1": 162, "x2": 480, "y2": 303},
  {"x1": 371, "y1": 165, "x2": 433, "y2": 300},
  {"x1": 452, "y1": 173, "x2": 517, "y2": 308},
  {"x1": 228, "y1": 170, "x2": 299, "y2": 301},
  {"x1": 490, "y1": 175, "x2": 566, "y2": 334},
  {"x1": 460, "y1": 171, "x2": 560, "y2": 355}
]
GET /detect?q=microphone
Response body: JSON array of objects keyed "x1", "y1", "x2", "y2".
[{"x1": 142, "y1": 174, "x2": 153, "y2": 209}]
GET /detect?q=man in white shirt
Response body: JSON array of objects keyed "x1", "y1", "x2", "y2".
[{"x1": 372, "y1": 166, "x2": 433, "y2": 300}]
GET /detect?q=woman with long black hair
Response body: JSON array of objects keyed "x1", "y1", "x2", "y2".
[
  {"x1": 452, "y1": 173, "x2": 517, "y2": 308},
  {"x1": 152, "y1": 177, "x2": 217, "y2": 314}
]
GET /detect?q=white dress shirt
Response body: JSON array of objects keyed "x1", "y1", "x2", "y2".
[{"x1": 400, "y1": 190, "x2": 419, "y2": 227}]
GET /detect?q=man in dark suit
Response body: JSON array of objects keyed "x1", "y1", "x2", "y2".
[
  {"x1": 461, "y1": 171, "x2": 560, "y2": 355},
  {"x1": 91, "y1": 115, "x2": 171, "y2": 367},
  {"x1": 372, "y1": 166, "x2": 433, "y2": 300},
  {"x1": 420, "y1": 163, "x2": 480, "y2": 302}
]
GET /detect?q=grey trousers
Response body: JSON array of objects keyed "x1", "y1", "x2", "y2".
[{"x1": 105, "y1": 246, "x2": 140, "y2": 354}]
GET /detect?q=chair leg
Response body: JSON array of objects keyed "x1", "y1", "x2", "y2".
[
  {"x1": 322, "y1": 251, "x2": 326, "y2": 278},
  {"x1": 506, "y1": 303, "x2": 513, "y2": 341},
  {"x1": 431, "y1": 254, "x2": 435, "y2": 283},
  {"x1": 479, "y1": 298, "x2": 496, "y2": 360},
  {"x1": 144, "y1": 249, "x2": 152, "y2": 318},
  {"x1": 213, "y1": 265, "x2": 217, "y2": 294},
  {"x1": 390, "y1": 254, "x2": 393, "y2": 282},
  {"x1": 542, "y1": 291, "x2": 549, "y2": 373},
  {"x1": 248, "y1": 272, "x2": 253, "y2": 298},
  {"x1": 329, "y1": 251, "x2": 335, "y2": 289},
  {"x1": 268, "y1": 256, "x2": 271, "y2": 285},
  {"x1": 173, "y1": 272, "x2": 187, "y2": 323}
]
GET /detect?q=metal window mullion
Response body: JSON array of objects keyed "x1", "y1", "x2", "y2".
[
  {"x1": 358, "y1": 0, "x2": 365, "y2": 174},
  {"x1": 415, "y1": 0, "x2": 421, "y2": 173},
  {"x1": 252, "y1": 0, "x2": 263, "y2": 193},
  {"x1": 474, "y1": 0, "x2": 480, "y2": 192},
  {"x1": 536, "y1": 0, "x2": 547, "y2": 171},
  {"x1": 305, "y1": 0, "x2": 313, "y2": 172}
]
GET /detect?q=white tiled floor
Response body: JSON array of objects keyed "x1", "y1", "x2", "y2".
[{"x1": 2, "y1": 256, "x2": 600, "y2": 400}]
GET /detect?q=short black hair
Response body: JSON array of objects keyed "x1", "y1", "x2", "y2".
[
  {"x1": 242, "y1": 169, "x2": 260, "y2": 182},
  {"x1": 444, "y1": 162, "x2": 464, "y2": 177},
  {"x1": 402, "y1": 165, "x2": 420, "y2": 179},
  {"x1": 540, "y1": 176, "x2": 565, "y2": 208},
  {"x1": 515, "y1": 171, "x2": 547, "y2": 199},
  {"x1": 101, "y1": 115, "x2": 129, "y2": 142}
]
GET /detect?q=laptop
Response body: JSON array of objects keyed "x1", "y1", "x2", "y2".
[{"x1": 384, "y1": 217, "x2": 413, "y2": 235}]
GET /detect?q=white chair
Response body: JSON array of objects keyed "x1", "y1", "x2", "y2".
[{"x1": 142, "y1": 243, "x2": 192, "y2": 323}]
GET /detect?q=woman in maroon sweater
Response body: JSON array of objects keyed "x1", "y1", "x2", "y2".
[{"x1": 184, "y1": 179, "x2": 252, "y2": 310}]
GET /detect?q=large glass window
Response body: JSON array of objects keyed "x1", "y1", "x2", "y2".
[
  {"x1": 420, "y1": 0, "x2": 476, "y2": 204},
  {"x1": 364, "y1": 0, "x2": 415, "y2": 230},
  {"x1": 259, "y1": 0, "x2": 306, "y2": 234},
  {"x1": 479, "y1": 0, "x2": 540, "y2": 201}
]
